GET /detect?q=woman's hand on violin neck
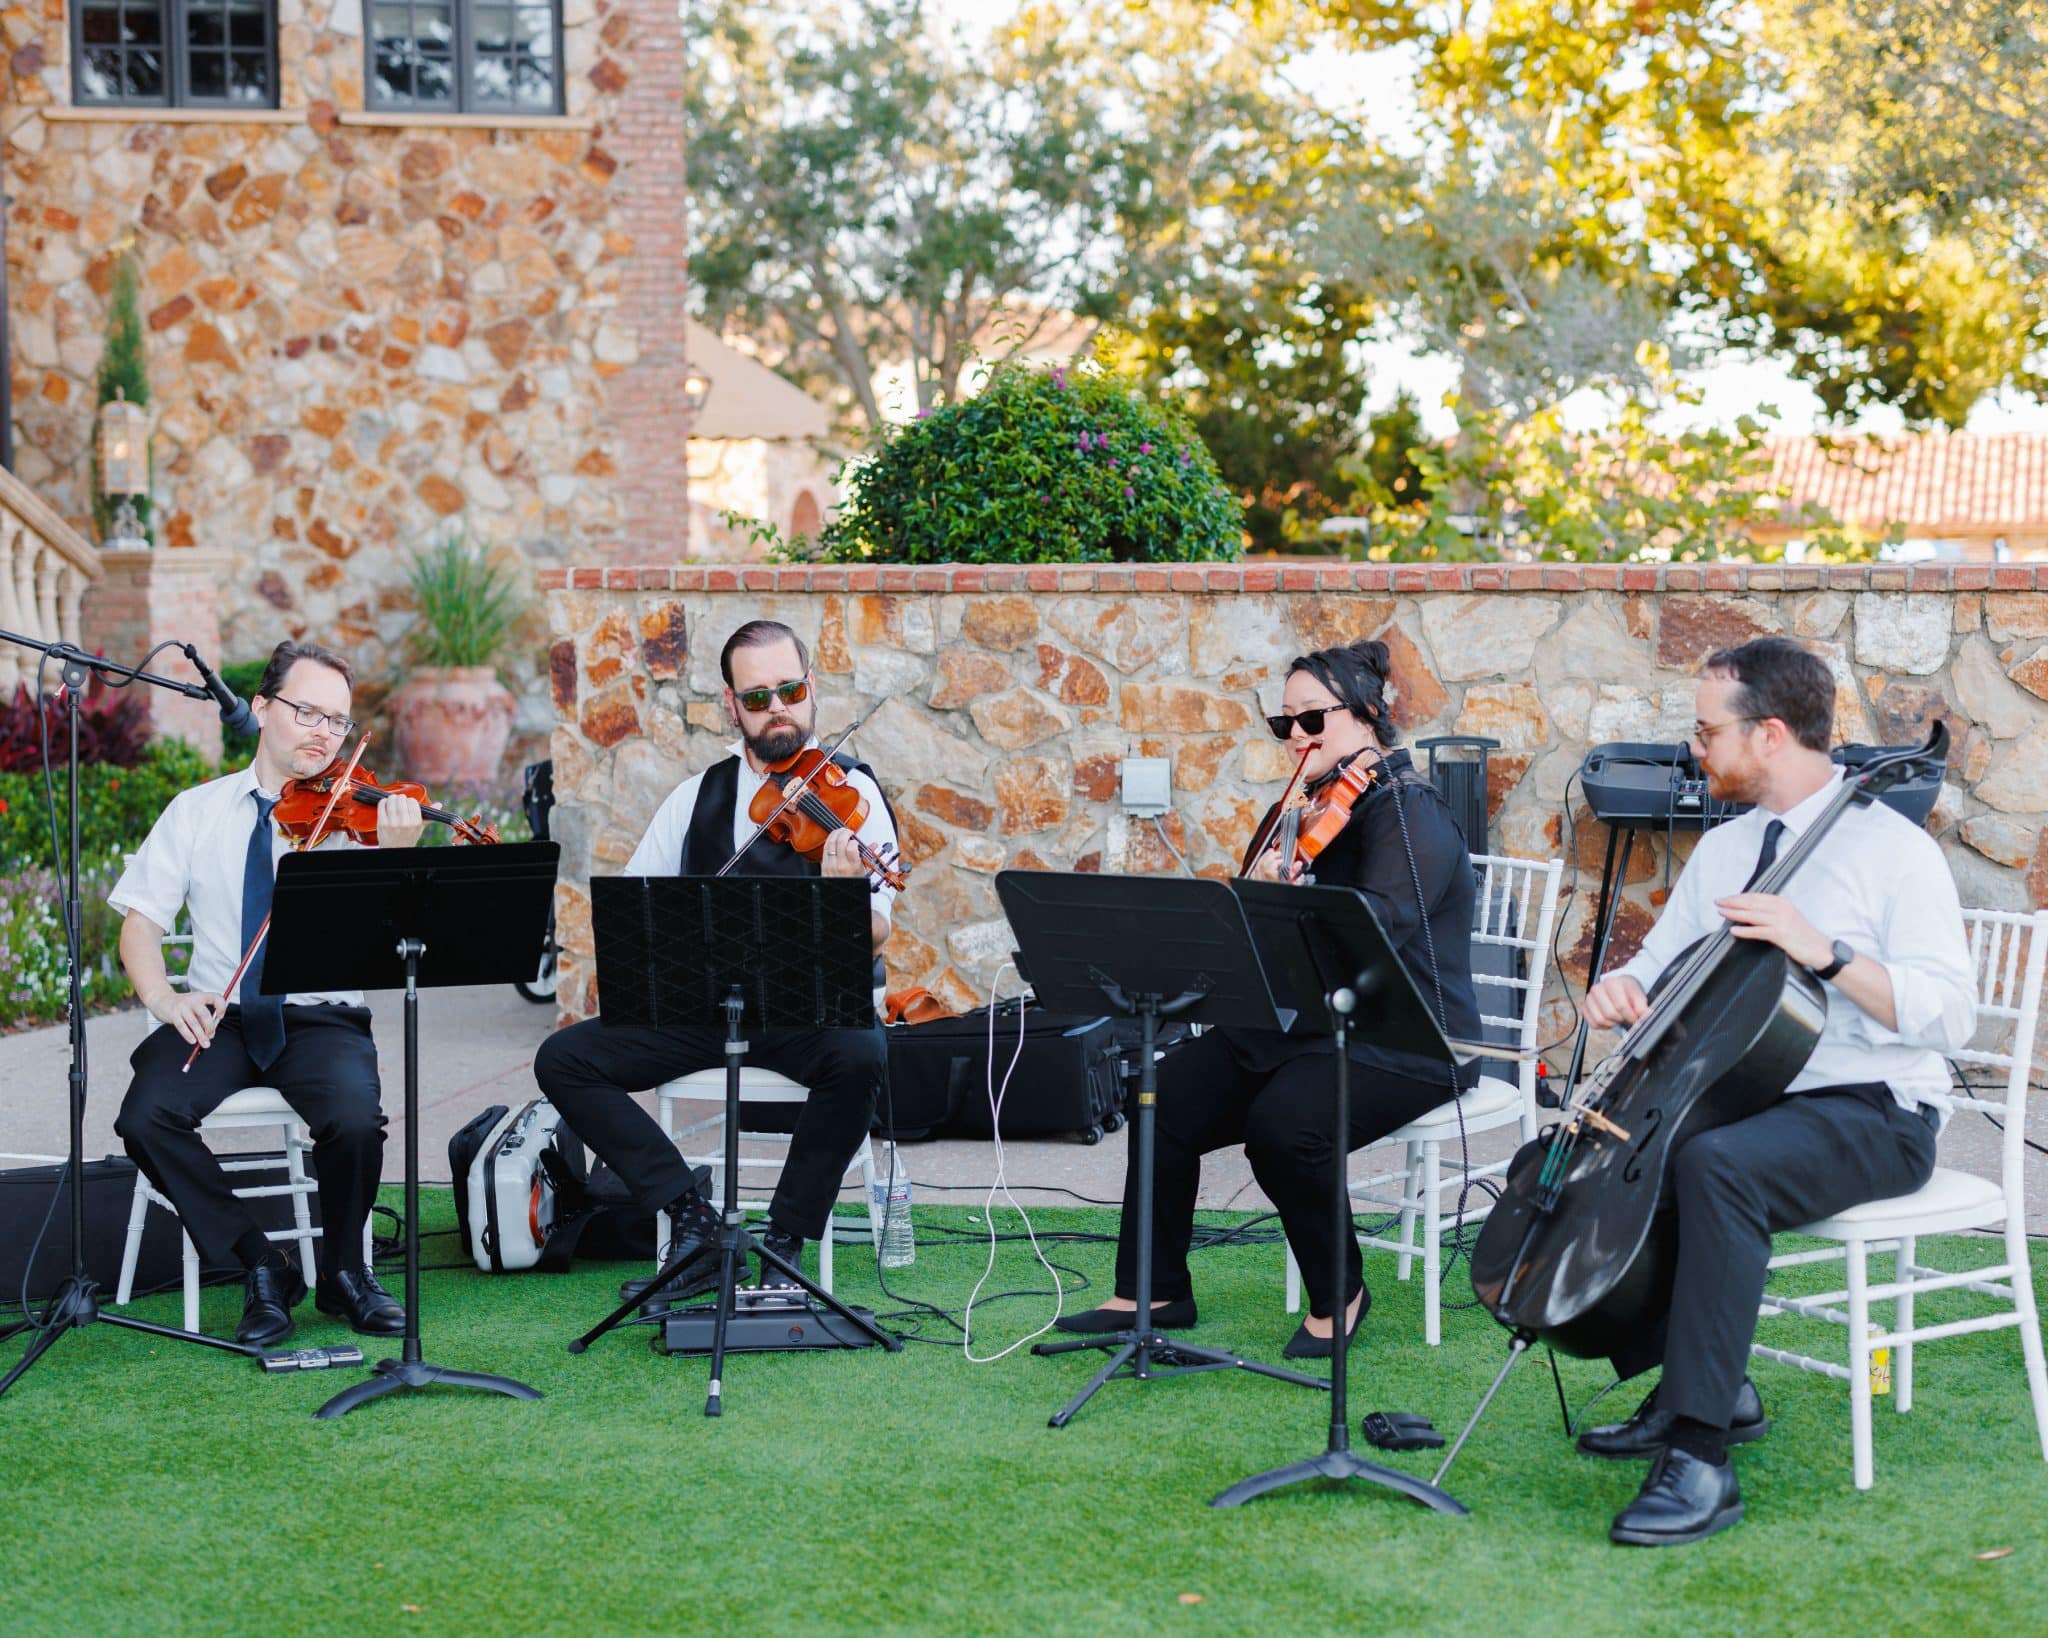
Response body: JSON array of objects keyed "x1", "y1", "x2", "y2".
[
  {"x1": 1248, "y1": 844, "x2": 1289, "y2": 884},
  {"x1": 375, "y1": 791, "x2": 426, "y2": 849},
  {"x1": 149, "y1": 988, "x2": 226, "y2": 1048}
]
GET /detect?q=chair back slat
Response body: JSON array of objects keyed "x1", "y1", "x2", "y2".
[
  {"x1": 1467, "y1": 853, "x2": 1564, "y2": 1116},
  {"x1": 1957, "y1": 907, "x2": 2046, "y2": 1194}
]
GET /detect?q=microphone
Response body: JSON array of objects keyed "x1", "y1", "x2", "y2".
[{"x1": 184, "y1": 644, "x2": 258, "y2": 737}]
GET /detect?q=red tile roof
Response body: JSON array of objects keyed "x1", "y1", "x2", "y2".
[{"x1": 1759, "y1": 431, "x2": 2048, "y2": 535}]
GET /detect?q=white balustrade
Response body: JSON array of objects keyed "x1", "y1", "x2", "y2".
[{"x1": 0, "y1": 467, "x2": 99, "y2": 698}]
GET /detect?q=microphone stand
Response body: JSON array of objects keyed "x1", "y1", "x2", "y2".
[{"x1": 0, "y1": 630, "x2": 256, "y2": 1399}]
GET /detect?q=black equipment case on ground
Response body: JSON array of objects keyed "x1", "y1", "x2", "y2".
[
  {"x1": 884, "y1": 1005, "x2": 1127, "y2": 1144},
  {"x1": 0, "y1": 1155, "x2": 245, "y2": 1302}
]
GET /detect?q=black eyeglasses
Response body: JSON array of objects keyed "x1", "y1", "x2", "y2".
[
  {"x1": 733, "y1": 677, "x2": 811, "y2": 713},
  {"x1": 268, "y1": 695, "x2": 356, "y2": 737},
  {"x1": 1265, "y1": 705, "x2": 1350, "y2": 740}
]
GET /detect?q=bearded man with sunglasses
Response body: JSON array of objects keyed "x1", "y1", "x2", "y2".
[
  {"x1": 110, "y1": 639, "x2": 424, "y2": 1347},
  {"x1": 534, "y1": 620, "x2": 901, "y2": 1295},
  {"x1": 1053, "y1": 637, "x2": 1483, "y2": 1358}
]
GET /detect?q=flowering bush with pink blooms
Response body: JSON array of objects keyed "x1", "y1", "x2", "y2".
[{"x1": 815, "y1": 363, "x2": 1242, "y2": 564}]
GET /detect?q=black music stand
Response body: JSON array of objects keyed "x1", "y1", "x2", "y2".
[
  {"x1": 568, "y1": 876, "x2": 899, "y2": 1416},
  {"x1": 1001, "y1": 872, "x2": 1329, "y2": 1428},
  {"x1": 1213, "y1": 881, "x2": 1468, "y2": 1513},
  {"x1": 261, "y1": 841, "x2": 560, "y2": 1420}
]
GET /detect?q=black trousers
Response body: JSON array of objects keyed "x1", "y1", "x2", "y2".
[
  {"x1": 1610, "y1": 1082, "x2": 1939, "y2": 1427},
  {"x1": 114, "y1": 1005, "x2": 385, "y2": 1280},
  {"x1": 532, "y1": 1018, "x2": 886, "y2": 1242},
  {"x1": 1114, "y1": 1028, "x2": 1451, "y2": 1317}
]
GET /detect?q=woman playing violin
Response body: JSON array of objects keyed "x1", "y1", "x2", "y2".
[
  {"x1": 1054, "y1": 638, "x2": 1484, "y2": 1357},
  {"x1": 110, "y1": 640, "x2": 419, "y2": 1348},
  {"x1": 534, "y1": 619, "x2": 903, "y2": 1296}
]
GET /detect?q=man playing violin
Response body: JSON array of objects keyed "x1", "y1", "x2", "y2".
[
  {"x1": 111, "y1": 640, "x2": 424, "y2": 1347},
  {"x1": 534, "y1": 619, "x2": 900, "y2": 1295},
  {"x1": 1054, "y1": 638, "x2": 1483, "y2": 1357},
  {"x1": 1577, "y1": 636, "x2": 1976, "y2": 1546}
]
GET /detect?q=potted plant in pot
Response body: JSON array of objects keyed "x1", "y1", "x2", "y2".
[{"x1": 389, "y1": 527, "x2": 521, "y2": 784}]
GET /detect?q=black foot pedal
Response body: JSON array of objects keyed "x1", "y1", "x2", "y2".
[{"x1": 1362, "y1": 1411, "x2": 1445, "y2": 1451}]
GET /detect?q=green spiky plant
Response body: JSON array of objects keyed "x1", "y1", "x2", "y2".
[{"x1": 405, "y1": 524, "x2": 522, "y2": 674}]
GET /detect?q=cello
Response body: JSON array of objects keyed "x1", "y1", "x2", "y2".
[{"x1": 1467, "y1": 725, "x2": 1948, "y2": 1359}]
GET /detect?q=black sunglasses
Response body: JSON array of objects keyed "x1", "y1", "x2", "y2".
[
  {"x1": 1265, "y1": 705, "x2": 1349, "y2": 741},
  {"x1": 733, "y1": 677, "x2": 811, "y2": 713}
]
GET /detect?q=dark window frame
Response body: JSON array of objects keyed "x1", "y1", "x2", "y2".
[
  {"x1": 366, "y1": 0, "x2": 566, "y2": 117},
  {"x1": 71, "y1": 0, "x2": 281, "y2": 110}
]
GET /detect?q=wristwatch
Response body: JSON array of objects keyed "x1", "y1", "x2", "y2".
[{"x1": 1810, "y1": 939, "x2": 1855, "y2": 982}]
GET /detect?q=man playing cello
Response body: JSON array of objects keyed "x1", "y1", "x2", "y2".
[
  {"x1": 111, "y1": 640, "x2": 424, "y2": 1347},
  {"x1": 1576, "y1": 637, "x2": 1976, "y2": 1545}
]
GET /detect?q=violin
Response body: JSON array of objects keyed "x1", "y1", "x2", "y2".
[
  {"x1": 1250, "y1": 751, "x2": 1381, "y2": 885},
  {"x1": 1468, "y1": 726, "x2": 1949, "y2": 1360},
  {"x1": 275, "y1": 765, "x2": 500, "y2": 846},
  {"x1": 744, "y1": 746, "x2": 907, "y2": 891}
]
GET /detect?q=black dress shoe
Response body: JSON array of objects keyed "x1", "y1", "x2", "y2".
[
  {"x1": 757, "y1": 1229, "x2": 805, "y2": 1290},
  {"x1": 618, "y1": 1246, "x2": 724, "y2": 1311},
  {"x1": 1282, "y1": 1285, "x2": 1371, "y2": 1360},
  {"x1": 236, "y1": 1261, "x2": 307, "y2": 1347},
  {"x1": 1609, "y1": 1448, "x2": 1744, "y2": 1547},
  {"x1": 1052, "y1": 1297, "x2": 1198, "y2": 1334},
  {"x1": 315, "y1": 1266, "x2": 407, "y2": 1336},
  {"x1": 1578, "y1": 1378, "x2": 1768, "y2": 1460}
]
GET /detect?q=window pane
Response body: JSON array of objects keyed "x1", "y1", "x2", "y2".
[
  {"x1": 514, "y1": 6, "x2": 552, "y2": 55},
  {"x1": 473, "y1": 5, "x2": 511, "y2": 52},
  {"x1": 78, "y1": 49, "x2": 123, "y2": 98},
  {"x1": 187, "y1": 48, "x2": 227, "y2": 98},
  {"x1": 472, "y1": 56, "x2": 511, "y2": 104},
  {"x1": 372, "y1": 39, "x2": 413, "y2": 103},
  {"x1": 124, "y1": 48, "x2": 164, "y2": 98},
  {"x1": 187, "y1": 4, "x2": 225, "y2": 47},
  {"x1": 512, "y1": 55, "x2": 553, "y2": 108},
  {"x1": 125, "y1": 4, "x2": 162, "y2": 43},
  {"x1": 414, "y1": 53, "x2": 451, "y2": 103},
  {"x1": 229, "y1": 3, "x2": 267, "y2": 47},
  {"x1": 228, "y1": 51, "x2": 269, "y2": 102},
  {"x1": 370, "y1": 2, "x2": 414, "y2": 38},
  {"x1": 81, "y1": 5, "x2": 120, "y2": 45}
]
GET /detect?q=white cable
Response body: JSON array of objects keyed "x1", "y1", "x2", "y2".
[{"x1": 961, "y1": 963, "x2": 1071, "y2": 1361}]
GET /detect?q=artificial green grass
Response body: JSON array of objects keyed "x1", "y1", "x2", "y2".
[{"x1": 3, "y1": 1194, "x2": 2044, "y2": 1636}]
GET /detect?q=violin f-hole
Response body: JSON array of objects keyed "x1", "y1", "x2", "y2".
[{"x1": 1620, "y1": 1105, "x2": 1664, "y2": 1185}]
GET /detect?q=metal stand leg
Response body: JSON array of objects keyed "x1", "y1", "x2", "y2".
[
  {"x1": 1212, "y1": 1000, "x2": 1467, "y2": 1515},
  {"x1": 317, "y1": 941, "x2": 541, "y2": 1419},
  {"x1": 1032, "y1": 995, "x2": 1329, "y2": 1427},
  {"x1": 1561, "y1": 828, "x2": 1634, "y2": 1094},
  {"x1": 1430, "y1": 1331, "x2": 1538, "y2": 1491}
]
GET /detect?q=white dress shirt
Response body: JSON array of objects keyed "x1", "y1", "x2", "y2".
[
  {"x1": 625, "y1": 741, "x2": 901, "y2": 924},
  {"x1": 109, "y1": 764, "x2": 365, "y2": 1007},
  {"x1": 1610, "y1": 768, "x2": 1976, "y2": 1111}
]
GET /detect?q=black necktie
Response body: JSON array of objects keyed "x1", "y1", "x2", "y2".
[
  {"x1": 240, "y1": 792, "x2": 285, "y2": 1070},
  {"x1": 1743, "y1": 818, "x2": 1786, "y2": 891}
]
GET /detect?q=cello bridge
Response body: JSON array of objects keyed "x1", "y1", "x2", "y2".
[{"x1": 1571, "y1": 1105, "x2": 1632, "y2": 1144}]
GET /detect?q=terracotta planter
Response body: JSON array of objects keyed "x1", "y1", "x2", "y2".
[{"x1": 391, "y1": 666, "x2": 516, "y2": 784}]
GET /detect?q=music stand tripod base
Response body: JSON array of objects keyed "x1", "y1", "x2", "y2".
[
  {"x1": 1211, "y1": 1447, "x2": 1468, "y2": 1513},
  {"x1": 314, "y1": 1357, "x2": 543, "y2": 1420}
]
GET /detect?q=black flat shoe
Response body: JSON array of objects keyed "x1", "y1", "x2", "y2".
[
  {"x1": 1609, "y1": 1448, "x2": 1744, "y2": 1547},
  {"x1": 1579, "y1": 1378, "x2": 1768, "y2": 1460},
  {"x1": 1052, "y1": 1297, "x2": 1198, "y2": 1334},
  {"x1": 236, "y1": 1261, "x2": 307, "y2": 1347},
  {"x1": 1282, "y1": 1285, "x2": 1370, "y2": 1360},
  {"x1": 315, "y1": 1266, "x2": 407, "y2": 1336}
]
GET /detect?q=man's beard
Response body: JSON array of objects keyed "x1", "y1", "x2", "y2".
[
  {"x1": 743, "y1": 714, "x2": 809, "y2": 766},
  {"x1": 1705, "y1": 762, "x2": 1763, "y2": 805}
]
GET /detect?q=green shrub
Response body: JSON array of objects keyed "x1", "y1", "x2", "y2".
[
  {"x1": 218, "y1": 658, "x2": 267, "y2": 765},
  {"x1": 816, "y1": 364, "x2": 1243, "y2": 564},
  {"x1": 0, "y1": 859, "x2": 138, "y2": 1026},
  {"x1": 0, "y1": 739, "x2": 222, "y2": 875}
]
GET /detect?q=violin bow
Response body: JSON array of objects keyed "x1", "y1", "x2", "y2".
[
  {"x1": 713, "y1": 702, "x2": 878, "y2": 879},
  {"x1": 182, "y1": 734, "x2": 371, "y2": 1072},
  {"x1": 1238, "y1": 743, "x2": 1314, "y2": 879}
]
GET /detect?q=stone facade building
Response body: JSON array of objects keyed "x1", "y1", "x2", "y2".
[
  {"x1": 540, "y1": 561, "x2": 2048, "y2": 1049},
  {"x1": 3, "y1": 0, "x2": 690, "y2": 745}
]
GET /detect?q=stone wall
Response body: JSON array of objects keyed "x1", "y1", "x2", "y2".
[
  {"x1": 540, "y1": 561, "x2": 2048, "y2": 1052},
  {"x1": 3, "y1": 0, "x2": 688, "y2": 745}
]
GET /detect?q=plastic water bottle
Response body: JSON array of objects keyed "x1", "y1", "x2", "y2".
[{"x1": 870, "y1": 1140, "x2": 915, "y2": 1269}]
